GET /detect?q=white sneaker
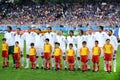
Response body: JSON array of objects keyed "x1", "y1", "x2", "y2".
[
  {"x1": 25, "y1": 66, "x2": 29, "y2": 69},
  {"x1": 104, "y1": 67, "x2": 107, "y2": 71},
  {"x1": 114, "y1": 68, "x2": 116, "y2": 72}
]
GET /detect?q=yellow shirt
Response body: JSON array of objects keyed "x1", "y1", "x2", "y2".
[
  {"x1": 54, "y1": 48, "x2": 62, "y2": 56},
  {"x1": 92, "y1": 46, "x2": 101, "y2": 56},
  {"x1": 66, "y1": 49, "x2": 75, "y2": 57},
  {"x1": 80, "y1": 47, "x2": 89, "y2": 56},
  {"x1": 29, "y1": 47, "x2": 36, "y2": 56},
  {"x1": 103, "y1": 44, "x2": 114, "y2": 54},
  {"x1": 2, "y1": 43, "x2": 8, "y2": 51},
  {"x1": 44, "y1": 43, "x2": 52, "y2": 53},
  {"x1": 14, "y1": 46, "x2": 20, "y2": 53}
]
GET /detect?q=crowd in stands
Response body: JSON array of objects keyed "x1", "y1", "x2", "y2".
[{"x1": 0, "y1": 2, "x2": 120, "y2": 27}]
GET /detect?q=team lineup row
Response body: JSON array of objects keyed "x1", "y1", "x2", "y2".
[{"x1": 2, "y1": 26, "x2": 118, "y2": 73}]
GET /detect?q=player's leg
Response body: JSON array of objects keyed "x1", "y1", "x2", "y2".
[
  {"x1": 87, "y1": 48, "x2": 92, "y2": 70},
  {"x1": 113, "y1": 52, "x2": 116, "y2": 72},
  {"x1": 77, "y1": 49, "x2": 80, "y2": 70},
  {"x1": 25, "y1": 46, "x2": 30, "y2": 68},
  {"x1": 2, "y1": 58, "x2": 5, "y2": 68},
  {"x1": 20, "y1": 46, "x2": 24, "y2": 67},
  {"x1": 41, "y1": 52, "x2": 44, "y2": 69},
  {"x1": 9, "y1": 46, "x2": 15, "y2": 67},
  {"x1": 36, "y1": 48, "x2": 40, "y2": 69},
  {"x1": 63, "y1": 53, "x2": 67, "y2": 70}
]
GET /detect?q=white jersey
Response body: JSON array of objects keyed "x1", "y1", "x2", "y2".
[
  {"x1": 66, "y1": 36, "x2": 76, "y2": 50},
  {"x1": 35, "y1": 33, "x2": 44, "y2": 49},
  {"x1": 4, "y1": 32, "x2": 15, "y2": 46},
  {"x1": 14, "y1": 34, "x2": 24, "y2": 48},
  {"x1": 76, "y1": 35, "x2": 86, "y2": 49},
  {"x1": 44, "y1": 32, "x2": 56, "y2": 47},
  {"x1": 108, "y1": 35, "x2": 118, "y2": 50},
  {"x1": 94, "y1": 31, "x2": 108, "y2": 47},
  {"x1": 56, "y1": 35, "x2": 66, "y2": 53},
  {"x1": 86, "y1": 34, "x2": 96, "y2": 49},
  {"x1": 23, "y1": 32, "x2": 36, "y2": 46}
]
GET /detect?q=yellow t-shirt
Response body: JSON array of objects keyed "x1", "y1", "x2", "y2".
[
  {"x1": 66, "y1": 49, "x2": 75, "y2": 57},
  {"x1": 80, "y1": 47, "x2": 89, "y2": 56},
  {"x1": 29, "y1": 47, "x2": 36, "y2": 56},
  {"x1": 103, "y1": 44, "x2": 114, "y2": 54},
  {"x1": 92, "y1": 46, "x2": 101, "y2": 56},
  {"x1": 14, "y1": 46, "x2": 20, "y2": 53},
  {"x1": 2, "y1": 43, "x2": 8, "y2": 51},
  {"x1": 54, "y1": 48, "x2": 62, "y2": 56},
  {"x1": 44, "y1": 43, "x2": 52, "y2": 53}
]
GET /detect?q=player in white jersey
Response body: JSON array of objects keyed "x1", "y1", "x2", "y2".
[
  {"x1": 14, "y1": 28, "x2": 24, "y2": 67},
  {"x1": 34, "y1": 29, "x2": 44, "y2": 69},
  {"x1": 4, "y1": 26, "x2": 15, "y2": 66},
  {"x1": 94, "y1": 26, "x2": 108, "y2": 71},
  {"x1": 22, "y1": 27, "x2": 36, "y2": 68},
  {"x1": 76, "y1": 30, "x2": 86, "y2": 70},
  {"x1": 56, "y1": 30, "x2": 67, "y2": 69},
  {"x1": 86, "y1": 28, "x2": 96, "y2": 70},
  {"x1": 66, "y1": 30, "x2": 76, "y2": 69},
  {"x1": 44, "y1": 27, "x2": 56, "y2": 70},
  {"x1": 108, "y1": 30, "x2": 118, "y2": 72}
]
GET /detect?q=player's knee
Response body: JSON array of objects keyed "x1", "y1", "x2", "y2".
[
  {"x1": 26, "y1": 55, "x2": 29, "y2": 58},
  {"x1": 63, "y1": 56, "x2": 66, "y2": 60},
  {"x1": 36, "y1": 56, "x2": 39, "y2": 58},
  {"x1": 21, "y1": 54, "x2": 23, "y2": 57},
  {"x1": 77, "y1": 57, "x2": 80, "y2": 60}
]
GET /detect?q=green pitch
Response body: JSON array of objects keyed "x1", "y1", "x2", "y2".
[{"x1": 0, "y1": 34, "x2": 120, "y2": 80}]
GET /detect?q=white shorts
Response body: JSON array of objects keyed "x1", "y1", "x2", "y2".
[
  {"x1": 88, "y1": 48, "x2": 92, "y2": 59},
  {"x1": 77, "y1": 49, "x2": 80, "y2": 57},
  {"x1": 36, "y1": 47, "x2": 43, "y2": 56},
  {"x1": 26, "y1": 45, "x2": 30, "y2": 55}
]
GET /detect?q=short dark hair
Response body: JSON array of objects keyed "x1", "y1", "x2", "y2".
[
  {"x1": 82, "y1": 41, "x2": 87, "y2": 44},
  {"x1": 37, "y1": 28, "x2": 41, "y2": 31},
  {"x1": 15, "y1": 41, "x2": 19, "y2": 44},
  {"x1": 7, "y1": 26, "x2": 12, "y2": 30},
  {"x1": 28, "y1": 27, "x2": 32, "y2": 30},
  {"x1": 69, "y1": 30, "x2": 74, "y2": 34},
  {"x1": 79, "y1": 30, "x2": 84, "y2": 35},
  {"x1": 95, "y1": 40, "x2": 99, "y2": 44},
  {"x1": 55, "y1": 42, "x2": 60, "y2": 46},
  {"x1": 45, "y1": 38, "x2": 49, "y2": 42},
  {"x1": 30, "y1": 43, "x2": 34, "y2": 46},
  {"x1": 109, "y1": 30, "x2": 113, "y2": 33},
  {"x1": 2, "y1": 38, "x2": 6, "y2": 41},
  {"x1": 106, "y1": 39, "x2": 110, "y2": 41},
  {"x1": 69, "y1": 43, "x2": 73, "y2": 47},
  {"x1": 17, "y1": 27, "x2": 21, "y2": 30},
  {"x1": 99, "y1": 26, "x2": 103, "y2": 30},
  {"x1": 48, "y1": 27, "x2": 52, "y2": 30}
]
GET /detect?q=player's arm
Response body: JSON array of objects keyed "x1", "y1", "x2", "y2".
[{"x1": 87, "y1": 48, "x2": 90, "y2": 55}]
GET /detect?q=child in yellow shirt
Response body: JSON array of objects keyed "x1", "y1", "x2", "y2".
[
  {"x1": 54, "y1": 42, "x2": 62, "y2": 70},
  {"x1": 29, "y1": 43, "x2": 37, "y2": 69},
  {"x1": 1, "y1": 38, "x2": 8, "y2": 68}
]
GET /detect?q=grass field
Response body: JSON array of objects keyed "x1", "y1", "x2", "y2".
[{"x1": 0, "y1": 34, "x2": 120, "y2": 80}]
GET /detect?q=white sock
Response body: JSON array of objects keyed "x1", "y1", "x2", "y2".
[
  {"x1": 87, "y1": 59, "x2": 90, "y2": 69},
  {"x1": 21, "y1": 57, "x2": 24, "y2": 66},
  {"x1": 36, "y1": 58, "x2": 39, "y2": 67},
  {"x1": 78, "y1": 60, "x2": 80, "y2": 68},
  {"x1": 113, "y1": 59, "x2": 116, "y2": 72},
  {"x1": 74, "y1": 60, "x2": 76, "y2": 69},
  {"x1": 52, "y1": 58, "x2": 54, "y2": 67},
  {"x1": 26, "y1": 58, "x2": 29, "y2": 67},
  {"x1": 42, "y1": 58, "x2": 44, "y2": 67},
  {"x1": 64, "y1": 60, "x2": 67, "y2": 68}
]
